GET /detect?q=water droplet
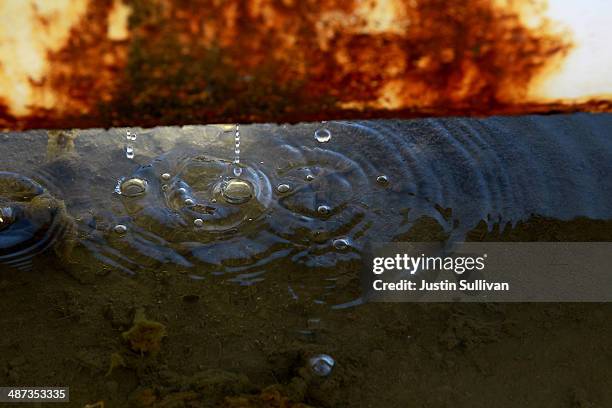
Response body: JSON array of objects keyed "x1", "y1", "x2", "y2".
[
  {"x1": 309, "y1": 354, "x2": 335, "y2": 377},
  {"x1": 161, "y1": 173, "x2": 171, "y2": 181},
  {"x1": 222, "y1": 179, "x2": 253, "y2": 205},
  {"x1": 162, "y1": 185, "x2": 169, "y2": 191},
  {"x1": 305, "y1": 174, "x2": 314, "y2": 181},
  {"x1": 194, "y1": 218, "x2": 204, "y2": 228},
  {"x1": 126, "y1": 130, "x2": 137, "y2": 141},
  {"x1": 233, "y1": 124, "x2": 241, "y2": 172},
  {"x1": 119, "y1": 178, "x2": 148, "y2": 197},
  {"x1": 376, "y1": 175, "x2": 389, "y2": 185},
  {"x1": 314, "y1": 128, "x2": 331, "y2": 143},
  {"x1": 184, "y1": 198, "x2": 195, "y2": 206},
  {"x1": 333, "y1": 238, "x2": 350, "y2": 250},
  {"x1": 277, "y1": 183, "x2": 291, "y2": 193},
  {"x1": 317, "y1": 205, "x2": 331, "y2": 215},
  {"x1": 125, "y1": 145, "x2": 134, "y2": 159},
  {"x1": 113, "y1": 224, "x2": 127, "y2": 235},
  {"x1": 178, "y1": 187, "x2": 187, "y2": 194}
]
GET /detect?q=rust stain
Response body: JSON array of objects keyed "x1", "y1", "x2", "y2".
[{"x1": 0, "y1": 0, "x2": 610, "y2": 130}]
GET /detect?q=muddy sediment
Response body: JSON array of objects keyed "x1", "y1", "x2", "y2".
[{"x1": 1, "y1": 216, "x2": 611, "y2": 407}]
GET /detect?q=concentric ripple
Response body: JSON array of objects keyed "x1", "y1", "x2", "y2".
[
  {"x1": 96, "y1": 127, "x2": 412, "y2": 297},
  {"x1": 71, "y1": 116, "x2": 612, "y2": 303},
  {"x1": 0, "y1": 172, "x2": 73, "y2": 270},
  {"x1": 116, "y1": 152, "x2": 272, "y2": 240}
]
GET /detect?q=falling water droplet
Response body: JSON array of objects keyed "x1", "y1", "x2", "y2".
[
  {"x1": 232, "y1": 124, "x2": 242, "y2": 177},
  {"x1": 317, "y1": 205, "x2": 331, "y2": 215},
  {"x1": 309, "y1": 354, "x2": 335, "y2": 377},
  {"x1": 126, "y1": 130, "x2": 137, "y2": 141},
  {"x1": 125, "y1": 145, "x2": 135, "y2": 159},
  {"x1": 184, "y1": 198, "x2": 195, "y2": 206},
  {"x1": 277, "y1": 184, "x2": 291, "y2": 193},
  {"x1": 114, "y1": 224, "x2": 127, "y2": 235},
  {"x1": 314, "y1": 128, "x2": 331, "y2": 143},
  {"x1": 178, "y1": 187, "x2": 187, "y2": 194},
  {"x1": 333, "y1": 238, "x2": 350, "y2": 250},
  {"x1": 161, "y1": 173, "x2": 171, "y2": 181},
  {"x1": 305, "y1": 174, "x2": 314, "y2": 182},
  {"x1": 194, "y1": 218, "x2": 204, "y2": 228},
  {"x1": 376, "y1": 175, "x2": 389, "y2": 185}
]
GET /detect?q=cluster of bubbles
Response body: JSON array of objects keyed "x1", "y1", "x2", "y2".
[
  {"x1": 8, "y1": 116, "x2": 611, "y2": 310},
  {"x1": 95, "y1": 121, "x2": 412, "y2": 302}
]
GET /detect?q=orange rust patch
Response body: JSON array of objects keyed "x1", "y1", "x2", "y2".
[{"x1": 0, "y1": 0, "x2": 610, "y2": 130}]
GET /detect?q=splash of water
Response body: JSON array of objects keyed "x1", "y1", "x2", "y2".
[
  {"x1": 125, "y1": 129, "x2": 136, "y2": 159},
  {"x1": 232, "y1": 124, "x2": 242, "y2": 177}
]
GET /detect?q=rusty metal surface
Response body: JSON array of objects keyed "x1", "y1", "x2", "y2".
[{"x1": 0, "y1": 0, "x2": 611, "y2": 130}]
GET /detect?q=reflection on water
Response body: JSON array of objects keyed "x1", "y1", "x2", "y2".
[
  {"x1": 1, "y1": 115, "x2": 612, "y2": 305},
  {"x1": 0, "y1": 171, "x2": 73, "y2": 270}
]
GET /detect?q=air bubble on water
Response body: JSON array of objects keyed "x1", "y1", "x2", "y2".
[
  {"x1": 317, "y1": 205, "x2": 331, "y2": 215},
  {"x1": 277, "y1": 183, "x2": 291, "y2": 193},
  {"x1": 314, "y1": 128, "x2": 331, "y2": 143},
  {"x1": 333, "y1": 238, "x2": 350, "y2": 250},
  {"x1": 194, "y1": 218, "x2": 204, "y2": 228},
  {"x1": 161, "y1": 173, "x2": 171, "y2": 181},
  {"x1": 162, "y1": 185, "x2": 169, "y2": 191},
  {"x1": 309, "y1": 354, "x2": 335, "y2": 377},
  {"x1": 125, "y1": 145, "x2": 134, "y2": 159},
  {"x1": 184, "y1": 198, "x2": 195, "y2": 206},
  {"x1": 222, "y1": 178, "x2": 253, "y2": 205},
  {"x1": 376, "y1": 175, "x2": 389, "y2": 185},
  {"x1": 113, "y1": 224, "x2": 127, "y2": 235},
  {"x1": 119, "y1": 178, "x2": 148, "y2": 197}
]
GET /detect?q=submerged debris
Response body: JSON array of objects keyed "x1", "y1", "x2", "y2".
[
  {"x1": 224, "y1": 385, "x2": 315, "y2": 408},
  {"x1": 105, "y1": 352, "x2": 126, "y2": 377},
  {"x1": 122, "y1": 308, "x2": 166, "y2": 355}
]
